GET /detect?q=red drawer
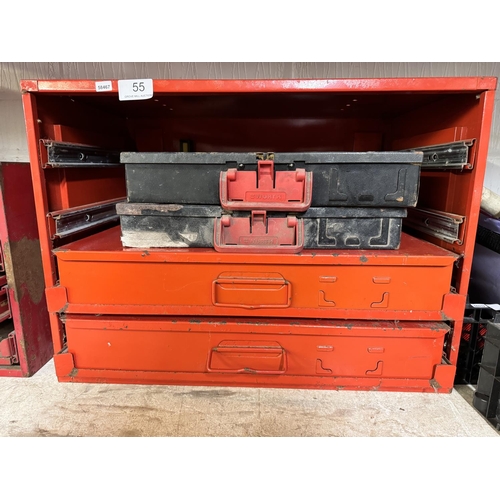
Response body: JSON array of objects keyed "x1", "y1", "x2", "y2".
[
  {"x1": 51, "y1": 227, "x2": 459, "y2": 321},
  {"x1": 58, "y1": 315, "x2": 450, "y2": 391},
  {"x1": 0, "y1": 287, "x2": 11, "y2": 322},
  {"x1": 0, "y1": 331, "x2": 18, "y2": 366}
]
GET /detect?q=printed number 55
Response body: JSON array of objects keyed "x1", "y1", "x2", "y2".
[{"x1": 132, "y1": 82, "x2": 145, "y2": 92}]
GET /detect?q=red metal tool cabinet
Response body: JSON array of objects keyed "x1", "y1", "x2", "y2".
[
  {"x1": 20, "y1": 77, "x2": 497, "y2": 392},
  {"x1": 0, "y1": 162, "x2": 52, "y2": 376}
]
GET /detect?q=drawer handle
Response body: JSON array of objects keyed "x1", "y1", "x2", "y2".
[
  {"x1": 207, "y1": 344, "x2": 287, "y2": 374},
  {"x1": 212, "y1": 276, "x2": 291, "y2": 309}
]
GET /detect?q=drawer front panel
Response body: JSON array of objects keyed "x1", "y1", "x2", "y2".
[
  {"x1": 56, "y1": 258, "x2": 453, "y2": 318},
  {"x1": 65, "y1": 316, "x2": 448, "y2": 381}
]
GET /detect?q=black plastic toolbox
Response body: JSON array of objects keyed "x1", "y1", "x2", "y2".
[
  {"x1": 116, "y1": 203, "x2": 406, "y2": 251},
  {"x1": 122, "y1": 151, "x2": 422, "y2": 208},
  {"x1": 455, "y1": 303, "x2": 500, "y2": 385},
  {"x1": 473, "y1": 322, "x2": 500, "y2": 429}
]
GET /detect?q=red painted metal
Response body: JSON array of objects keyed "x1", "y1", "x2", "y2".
[
  {"x1": 0, "y1": 287, "x2": 11, "y2": 322},
  {"x1": 0, "y1": 333, "x2": 18, "y2": 366},
  {"x1": 0, "y1": 163, "x2": 53, "y2": 377},
  {"x1": 19, "y1": 77, "x2": 497, "y2": 391},
  {"x1": 57, "y1": 315, "x2": 450, "y2": 392},
  {"x1": 1, "y1": 290, "x2": 10, "y2": 314},
  {"x1": 22, "y1": 92, "x2": 96, "y2": 354},
  {"x1": 20, "y1": 77, "x2": 498, "y2": 94},
  {"x1": 52, "y1": 227, "x2": 458, "y2": 320}
]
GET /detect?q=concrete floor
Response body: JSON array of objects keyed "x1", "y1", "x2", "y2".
[{"x1": 0, "y1": 360, "x2": 498, "y2": 437}]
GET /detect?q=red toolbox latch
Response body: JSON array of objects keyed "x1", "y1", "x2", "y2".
[
  {"x1": 214, "y1": 211, "x2": 304, "y2": 253},
  {"x1": 220, "y1": 160, "x2": 313, "y2": 211}
]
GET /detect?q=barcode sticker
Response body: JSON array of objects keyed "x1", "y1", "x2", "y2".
[
  {"x1": 118, "y1": 79, "x2": 153, "y2": 101},
  {"x1": 95, "y1": 81, "x2": 113, "y2": 92}
]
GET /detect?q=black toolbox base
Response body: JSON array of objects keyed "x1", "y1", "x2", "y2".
[{"x1": 117, "y1": 204, "x2": 405, "y2": 250}]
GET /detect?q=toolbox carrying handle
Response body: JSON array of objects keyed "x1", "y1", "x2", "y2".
[
  {"x1": 213, "y1": 212, "x2": 304, "y2": 254},
  {"x1": 219, "y1": 160, "x2": 313, "y2": 211},
  {"x1": 207, "y1": 344, "x2": 287, "y2": 374}
]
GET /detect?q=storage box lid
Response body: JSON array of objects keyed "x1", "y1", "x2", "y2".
[{"x1": 121, "y1": 151, "x2": 423, "y2": 165}]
